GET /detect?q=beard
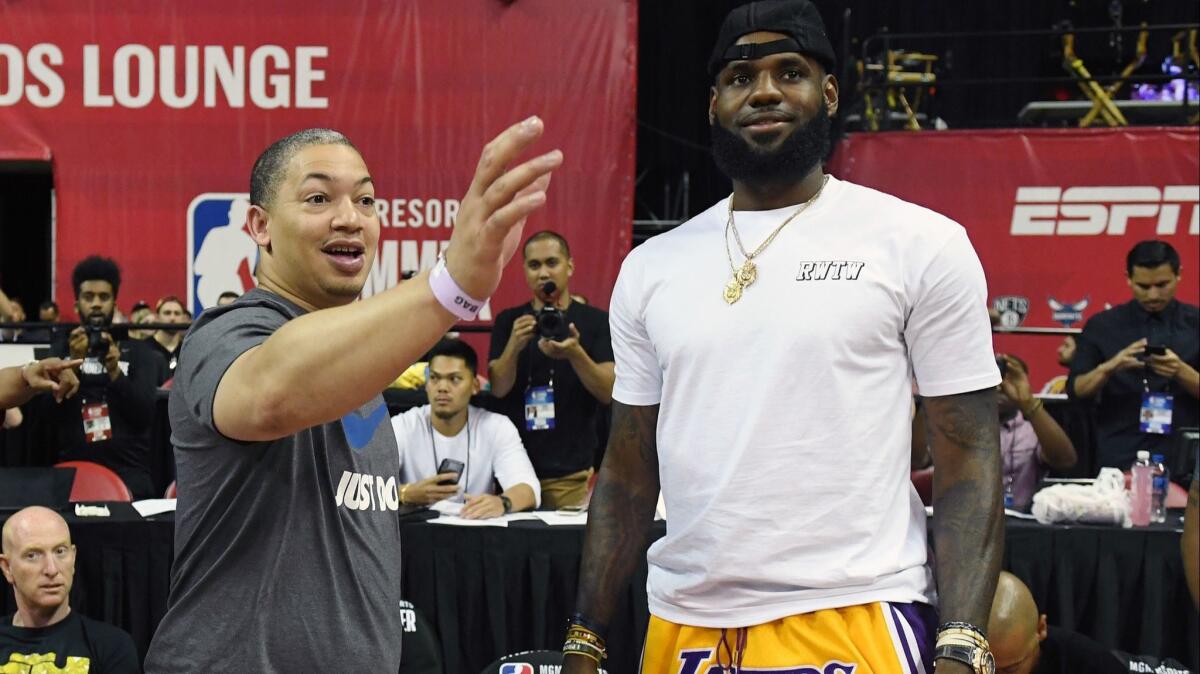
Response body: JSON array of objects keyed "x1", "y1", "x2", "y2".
[{"x1": 710, "y1": 105, "x2": 832, "y2": 189}]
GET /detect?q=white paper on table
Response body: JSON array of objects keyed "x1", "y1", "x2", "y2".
[
  {"x1": 430, "y1": 500, "x2": 463, "y2": 516},
  {"x1": 1003, "y1": 509, "x2": 1038, "y2": 520},
  {"x1": 132, "y1": 499, "x2": 177, "y2": 518},
  {"x1": 532, "y1": 511, "x2": 589, "y2": 526},
  {"x1": 430, "y1": 516, "x2": 510, "y2": 527}
]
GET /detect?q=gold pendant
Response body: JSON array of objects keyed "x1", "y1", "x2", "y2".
[
  {"x1": 736, "y1": 260, "x2": 757, "y2": 287},
  {"x1": 723, "y1": 278, "x2": 744, "y2": 304}
]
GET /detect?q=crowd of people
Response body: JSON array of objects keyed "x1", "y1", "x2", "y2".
[{"x1": 0, "y1": 0, "x2": 1197, "y2": 671}]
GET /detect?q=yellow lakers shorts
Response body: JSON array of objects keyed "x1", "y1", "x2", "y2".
[{"x1": 641, "y1": 602, "x2": 935, "y2": 674}]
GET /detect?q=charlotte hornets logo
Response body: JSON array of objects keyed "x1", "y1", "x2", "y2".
[
  {"x1": 1047, "y1": 296, "x2": 1089, "y2": 327},
  {"x1": 187, "y1": 193, "x2": 260, "y2": 316}
]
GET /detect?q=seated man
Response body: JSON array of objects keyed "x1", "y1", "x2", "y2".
[
  {"x1": 997, "y1": 354, "x2": 1076, "y2": 510},
  {"x1": 988, "y1": 571, "x2": 1124, "y2": 674},
  {"x1": 391, "y1": 339, "x2": 539, "y2": 519},
  {"x1": 0, "y1": 506, "x2": 139, "y2": 673}
]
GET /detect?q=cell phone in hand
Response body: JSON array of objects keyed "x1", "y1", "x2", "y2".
[
  {"x1": 1146, "y1": 344, "x2": 1167, "y2": 357},
  {"x1": 436, "y1": 458, "x2": 464, "y2": 486}
]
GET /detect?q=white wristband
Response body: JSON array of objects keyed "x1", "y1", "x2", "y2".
[{"x1": 428, "y1": 256, "x2": 487, "y2": 321}]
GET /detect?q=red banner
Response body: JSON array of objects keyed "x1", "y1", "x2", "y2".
[
  {"x1": 0, "y1": 0, "x2": 636, "y2": 346},
  {"x1": 829, "y1": 127, "x2": 1199, "y2": 390}
]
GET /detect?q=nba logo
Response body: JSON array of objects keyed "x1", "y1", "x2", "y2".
[
  {"x1": 499, "y1": 664, "x2": 534, "y2": 674},
  {"x1": 187, "y1": 193, "x2": 260, "y2": 316}
]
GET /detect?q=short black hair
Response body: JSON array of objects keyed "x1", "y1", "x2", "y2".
[
  {"x1": 217, "y1": 291, "x2": 240, "y2": 302},
  {"x1": 250, "y1": 128, "x2": 359, "y2": 208},
  {"x1": 71, "y1": 256, "x2": 121, "y2": 299},
  {"x1": 426, "y1": 338, "x2": 478, "y2": 374},
  {"x1": 1126, "y1": 240, "x2": 1180, "y2": 275},
  {"x1": 38, "y1": 300, "x2": 58, "y2": 313},
  {"x1": 523, "y1": 230, "x2": 571, "y2": 259}
]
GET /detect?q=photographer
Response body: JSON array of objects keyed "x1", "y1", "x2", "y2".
[
  {"x1": 489, "y1": 231, "x2": 614, "y2": 508},
  {"x1": 1069, "y1": 240, "x2": 1199, "y2": 469},
  {"x1": 40, "y1": 256, "x2": 166, "y2": 499}
]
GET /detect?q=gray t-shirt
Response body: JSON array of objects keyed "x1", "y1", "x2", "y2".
[{"x1": 145, "y1": 289, "x2": 404, "y2": 672}]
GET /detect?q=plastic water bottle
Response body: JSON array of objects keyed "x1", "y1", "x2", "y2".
[
  {"x1": 1130, "y1": 451, "x2": 1153, "y2": 527},
  {"x1": 1151, "y1": 453, "x2": 1170, "y2": 524},
  {"x1": 1003, "y1": 475, "x2": 1015, "y2": 510}
]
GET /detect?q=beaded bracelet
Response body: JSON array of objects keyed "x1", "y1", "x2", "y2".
[
  {"x1": 938, "y1": 620, "x2": 987, "y2": 638},
  {"x1": 567, "y1": 612, "x2": 608, "y2": 639},
  {"x1": 563, "y1": 639, "x2": 605, "y2": 664}
]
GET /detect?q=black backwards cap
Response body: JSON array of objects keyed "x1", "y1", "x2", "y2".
[{"x1": 708, "y1": 0, "x2": 836, "y2": 78}]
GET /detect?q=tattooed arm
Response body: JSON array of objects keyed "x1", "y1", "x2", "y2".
[
  {"x1": 562, "y1": 401, "x2": 660, "y2": 673},
  {"x1": 1184, "y1": 477, "x2": 1199, "y2": 610},
  {"x1": 922, "y1": 387, "x2": 1004, "y2": 672}
]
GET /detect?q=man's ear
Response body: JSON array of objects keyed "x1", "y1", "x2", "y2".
[
  {"x1": 246, "y1": 205, "x2": 272, "y2": 252},
  {"x1": 708, "y1": 86, "x2": 718, "y2": 126},
  {"x1": 823, "y1": 73, "x2": 840, "y2": 118}
]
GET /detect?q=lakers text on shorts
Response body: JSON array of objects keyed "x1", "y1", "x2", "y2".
[{"x1": 640, "y1": 602, "x2": 935, "y2": 674}]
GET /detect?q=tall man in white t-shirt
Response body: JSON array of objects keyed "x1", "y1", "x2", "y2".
[
  {"x1": 392, "y1": 338, "x2": 540, "y2": 519},
  {"x1": 563, "y1": 2, "x2": 1002, "y2": 673}
]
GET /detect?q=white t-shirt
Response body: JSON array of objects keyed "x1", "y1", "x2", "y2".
[
  {"x1": 391, "y1": 405, "x2": 541, "y2": 507},
  {"x1": 610, "y1": 176, "x2": 1000, "y2": 627}
]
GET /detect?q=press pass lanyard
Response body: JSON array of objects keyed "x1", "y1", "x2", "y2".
[{"x1": 524, "y1": 335, "x2": 556, "y2": 431}]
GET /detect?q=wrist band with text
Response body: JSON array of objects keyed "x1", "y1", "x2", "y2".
[{"x1": 428, "y1": 256, "x2": 487, "y2": 321}]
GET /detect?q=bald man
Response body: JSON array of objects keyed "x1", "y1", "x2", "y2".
[
  {"x1": 988, "y1": 571, "x2": 1123, "y2": 674},
  {"x1": 0, "y1": 506, "x2": 139, "y2": 673}
]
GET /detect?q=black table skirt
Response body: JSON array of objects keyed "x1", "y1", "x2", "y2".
[
  {"x1": 1004, "y1": 517, "x2": 1199, "y2": 669},
  {"x1": 402, "y1": 516, "x2": 1200, "y2": 674},
  {"x1": 2, "y1": 512, "x2": 1192, "y2": 672}
]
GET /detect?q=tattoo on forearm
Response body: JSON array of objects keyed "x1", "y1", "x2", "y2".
[
  {"x1": 574, "y1": 402, "x2": 661, "y2": 627},
  {"x1": 923, "y1": 388, "x2": 1004, "y2": 628}
]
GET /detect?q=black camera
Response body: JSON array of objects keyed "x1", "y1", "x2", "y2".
[
  {"x1": 84, "y1": 315, "x2": 110, "y2": 359},
  {"x1": 536, "y1": 282, "x2": 570, "y2": 341}
]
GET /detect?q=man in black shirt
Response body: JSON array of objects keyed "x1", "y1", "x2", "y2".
[
  {"x1": 146, "y1": 296, "x2": 189, "y2": 381},
  {"x1": 1069, "y1": 240, "x2": 1199, "y2": 470},
  {"x1": 42, "y1": 256, "x2": 166, "y2": 499},
  {"x1": 988, "y1": 571, "x2": 1124, "y2": 674},
  {"x1": 489, "y1": 231, "x2": 615, "y2": 508},
  {"x1": 0, "y1": 506, "x2": 140, "y2": 673}
]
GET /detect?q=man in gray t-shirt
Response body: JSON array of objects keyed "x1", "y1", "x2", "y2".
[{"x1": 145, "y1": 120, "x2": 561, "y2": 671}]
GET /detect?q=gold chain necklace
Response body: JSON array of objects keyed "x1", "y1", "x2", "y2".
[{"x1": 722, "y1": 174, "x2": 830, "y2": 304}]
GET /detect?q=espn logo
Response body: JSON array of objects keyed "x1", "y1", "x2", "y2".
[{"x1": 1010, "y1": 186, "x2": 1199, "y2": 236}]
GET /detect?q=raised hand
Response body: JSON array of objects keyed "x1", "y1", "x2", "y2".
[{"x1": 445, "y1": 116, "x2": 562, "y2": 300}]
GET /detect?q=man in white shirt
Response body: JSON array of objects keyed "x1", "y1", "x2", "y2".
[
  {"x1": 392, "y1": 338, "x2": 540, "y2": 519},
  {"x1": 564, "y1": 2, "x2": 1002, "y2": 673}
]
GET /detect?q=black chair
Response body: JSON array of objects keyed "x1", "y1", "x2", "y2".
[{"x1": 398, "y1": 600, "x2": 443, "y2": 674}]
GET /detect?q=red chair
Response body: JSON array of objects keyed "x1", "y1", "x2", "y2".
[
  {"x1": 164, "y1": 481, "x2": 177, "y2": 499},
  {"x1": 910, "y1": 467, "x2": 934, "y2": 507},
  {"x1": 54, "y1": 461, "x2": 133, "y2": 502}
]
